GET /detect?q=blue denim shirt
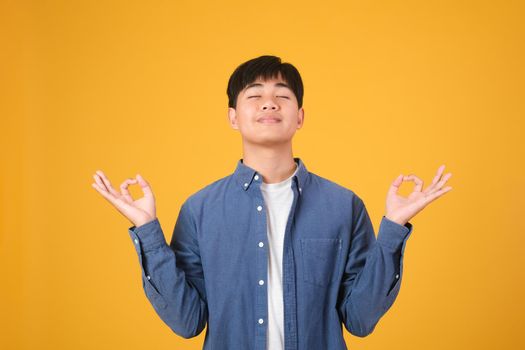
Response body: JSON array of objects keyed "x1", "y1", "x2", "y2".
[{"x1": 128, "y1": 157, "x2": 413, "y2": 350}]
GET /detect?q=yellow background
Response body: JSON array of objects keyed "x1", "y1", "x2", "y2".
[{"x1": 2, "y1": 0, "x2": 524, "y2": 349}]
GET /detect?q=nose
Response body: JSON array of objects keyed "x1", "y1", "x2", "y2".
[{"x1": 261, "y1": 97, "x2": 279, "y2": 111}]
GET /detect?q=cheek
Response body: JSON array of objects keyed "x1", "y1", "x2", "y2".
[
  {"x1": 238, "y1": 107, "x2": 259, "y2": 123},
  {"x1": 238, "y1": 106, "x2": 251, "y2": 116}
]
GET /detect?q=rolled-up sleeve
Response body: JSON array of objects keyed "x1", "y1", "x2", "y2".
[
  {"x1": 128, "y1": 200, "x2": 208, "y2": 339},
  {"x1": 337, "y1": 195, "x2": 413, "y2": 337}
]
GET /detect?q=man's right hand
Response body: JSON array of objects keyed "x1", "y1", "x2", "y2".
[{"x1": 91, "y1": 170, "x2": 156, "y2": 228}]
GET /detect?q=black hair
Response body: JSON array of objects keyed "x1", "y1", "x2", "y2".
[{"x1": 226, "y1": 55, "x2": 304, "y2": 109}]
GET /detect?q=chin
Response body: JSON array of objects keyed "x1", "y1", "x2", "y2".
[{"x1": 248, "y1": 137, "x2": 291, "y2": 147}]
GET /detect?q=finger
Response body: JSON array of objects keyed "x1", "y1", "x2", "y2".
[
  {"x1": 388, "y1": 174, "x2": 404, "y2": 196},
  {"x1": 92, "y1": 182, "x2": 119, "y2": 206},
  {"x1": 136, "y1": 174, "x2": 154, "y2": 197},
  {"x1": 120, "y1": 178, "x2": 138, "y2": 202},
  {"x1": 404, "y1": 174, "x2": 424, "y2": 192},
  {"x1": 422, "y1": 185, "x2": 453, "y2": 206},
  {"x1": 92, "y1": 182, "x2": 132, "y2": 216},
  {"x1": 93, "y1": 174, "x2": 108, "y2": 192},
  {"x1": 95, "y1": 170, "x2": 121, "y2": 197},
  {"x1": 426, "y1": 172, "x2": 452, "y2": 196},
  {"x1": 423, "y1": 164, "x2": 445, "y2": 194}
]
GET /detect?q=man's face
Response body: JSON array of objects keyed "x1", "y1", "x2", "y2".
[{"x1": 228, "y1": 73, "x2": 304, "y2": 147}]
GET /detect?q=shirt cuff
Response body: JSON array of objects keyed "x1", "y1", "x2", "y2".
[
  {"x1": 128, "y1": 217, "x2": 166, "y2": 252},
  {"x1": 376, "y1": 215, "x2": 413, "y2": 251}
]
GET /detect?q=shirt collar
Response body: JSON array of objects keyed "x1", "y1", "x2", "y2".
[{"x1": 233, "y1": 157, "x2": 309, "y2": 196}]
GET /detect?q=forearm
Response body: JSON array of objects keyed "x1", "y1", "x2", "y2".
[
  {"x1": 338, "y1": 216, "x2": 412, "y2": 337},
  {"x1": 129, "y1": 218, "x2": 208, "y2": 338}
]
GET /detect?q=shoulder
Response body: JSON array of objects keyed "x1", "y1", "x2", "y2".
[
  {"x1": 182, "y1": 173, "x2": 233, "y2": 209},
  {"x1": 303, "y1": 171, "x2": 367, "y2": 217},
  {"x1": 309, "y1": 171, "x2": 363, "y2": 201}
]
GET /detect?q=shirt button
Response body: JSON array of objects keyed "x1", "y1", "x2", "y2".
[
  {"x1": 134, "y1": 239, "x2": 139, "y2": 244},
  {"x1": 395, "y1": 274, "x2": 399, "y2": 279},
  {"x1": 258, "y1": 242, "x2": 264, "y2": 248},
  {"x1": 146, "y1": 275, "x2": 151, "y2": 280},
  {"x1": 244, "y1": 182, "x2": 248, "y2": 187},
  {"x1": 257, "y1": 205, "x2": 262, "y2": 211},
  {"x1": 258, "y1": 318, "x2": 264, "y2": 324},
  {"x1": 299, "y1": 187, "x2": 302, "y2": 192},
  {"x1": 259, "y1": 280, "x2": 264, "y2": 285},
  {"x1": 254, "y1": 175, "x2": 259, "y2": 180}
]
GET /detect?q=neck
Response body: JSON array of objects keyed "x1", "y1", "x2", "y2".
[{"x1": 241, "y1": 141, "x2": 297, "y2": 184}]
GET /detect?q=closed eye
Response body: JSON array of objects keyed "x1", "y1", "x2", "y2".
[{"x1": 248, "y1": 96, "x2": 290, "y2": 99}]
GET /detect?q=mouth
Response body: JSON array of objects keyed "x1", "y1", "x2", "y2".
[{"x1": 257, "y1": 115, "x2": 282, "y2": 124}]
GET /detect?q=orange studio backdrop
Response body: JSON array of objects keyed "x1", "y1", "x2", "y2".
[{"x1": 1, "y1": 1, "x2": 524, "y2": 349}]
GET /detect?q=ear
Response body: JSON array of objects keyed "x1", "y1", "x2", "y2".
[
  {"x1": 297, "y1": 107, "x2": 305, "y2": 129},
  {"x1": 228, "y1": 107, "x2": 239, "y2": 130}
]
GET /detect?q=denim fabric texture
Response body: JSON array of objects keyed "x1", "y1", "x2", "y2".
[{"x1": 128, "y1": 157, "x2": 413, "y2": 350}]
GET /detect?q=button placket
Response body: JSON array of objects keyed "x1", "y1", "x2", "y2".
[
  {"x1": 253, "y1": 172, "x2": 268, "y2": 338},
  {"x1": 255, "y1": 173, "x2": 263, "y2": 213}
]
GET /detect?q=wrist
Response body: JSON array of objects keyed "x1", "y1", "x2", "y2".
[
  {"x1": 135, "y1": 217, "x2": 156, "y2": 228},
  {"x1": 384, "y1": 214, "x2": 407, "y2": 226}
]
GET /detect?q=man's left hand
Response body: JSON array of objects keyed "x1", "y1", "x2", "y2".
[{"x1": 385, "y1": 165, "x2": 453, "y2": 226}]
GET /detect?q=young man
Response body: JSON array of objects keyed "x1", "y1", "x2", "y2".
[{"x1": 92, "y1": 55, "x2": 452, "y2": 350}]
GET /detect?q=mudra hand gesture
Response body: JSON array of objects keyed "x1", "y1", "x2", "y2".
[
  {"x1": 91, "y1": 170, "x2": 157, "y2": 227},
  {"x1": 385, "y1": 165, "x2": 453, "y2": 226}
]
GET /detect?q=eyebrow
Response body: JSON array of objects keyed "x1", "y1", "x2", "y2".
[{"x1": 245, "y1": 82, "x2": 291, "y2": 90}]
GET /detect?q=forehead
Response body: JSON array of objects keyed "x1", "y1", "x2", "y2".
[{"x1": 243, "y1": 74, "x2": 291, "y2": 91}]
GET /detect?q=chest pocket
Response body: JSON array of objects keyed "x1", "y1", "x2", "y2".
[{"x1": 300, "y1": 238, "x2": 342, "y2": 286}]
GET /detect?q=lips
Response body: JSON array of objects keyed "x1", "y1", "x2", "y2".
[{"x1": 257, "y1": 115, "x2": 282, "y2": 123}]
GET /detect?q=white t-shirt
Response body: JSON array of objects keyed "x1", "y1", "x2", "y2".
[{"x1": 260, "y1": 163, "x2": 299, "y2": 350}]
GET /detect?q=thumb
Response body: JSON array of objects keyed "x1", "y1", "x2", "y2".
[
  {"x1": 388, "y1": 174, "x2": 404, "y2": 196},
  {"x1": 136, "y1": 174, "x2": 154, "y2": 197}
]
